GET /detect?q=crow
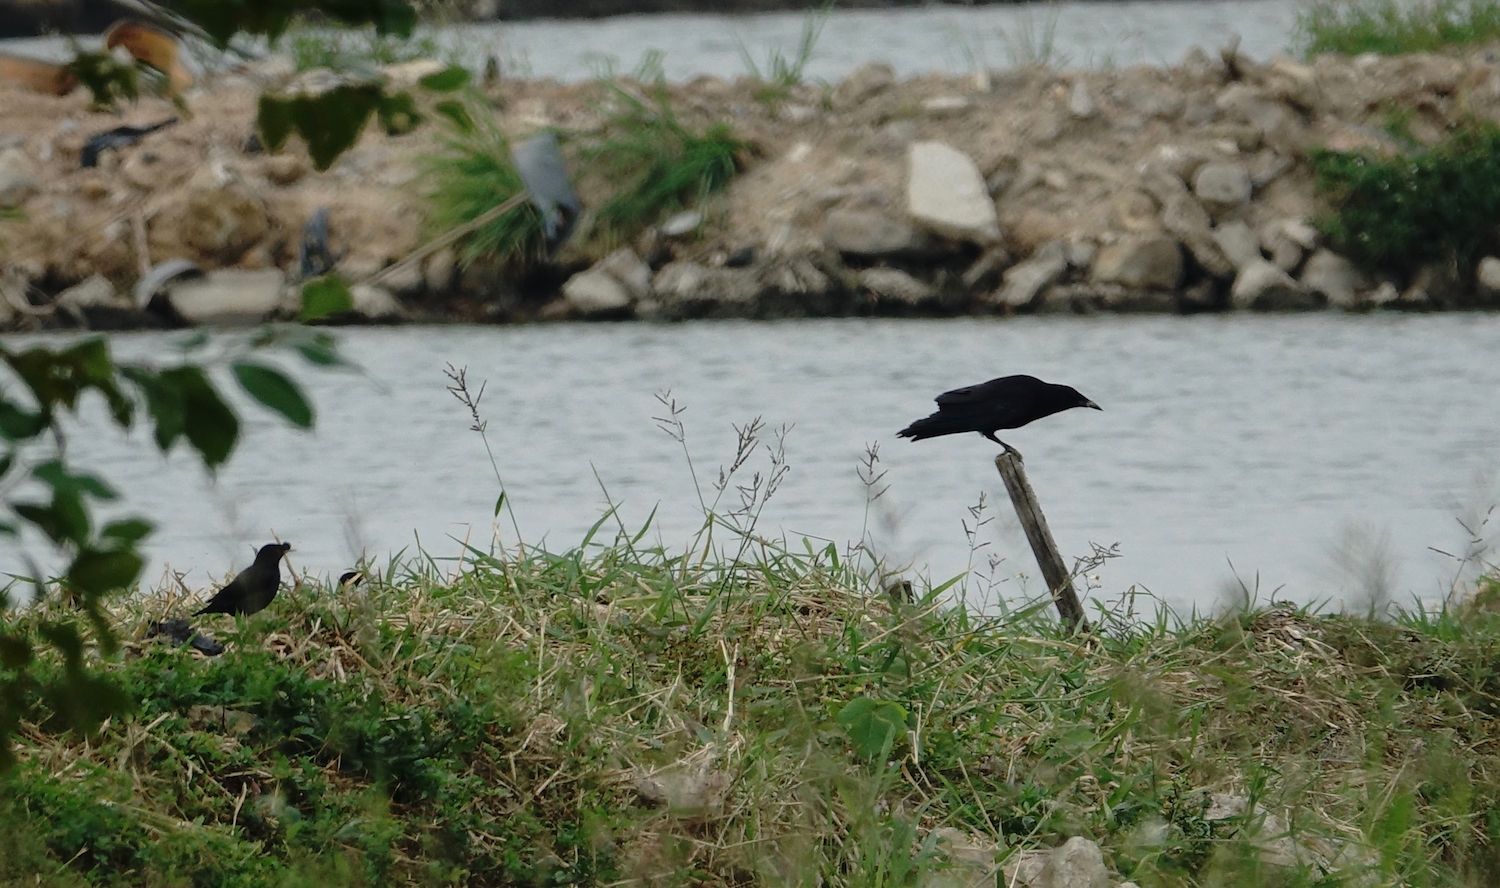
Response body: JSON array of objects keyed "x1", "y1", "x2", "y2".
[
  {"x1": 898, "y1": 375, "x2": 1100, "y2": 456},
  {"x1": 194, "y1": 542, "x2": 291, "y2": 617}
]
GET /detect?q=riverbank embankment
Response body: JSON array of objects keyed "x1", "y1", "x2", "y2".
[{"x1": 5, "y1": 40, "x2": 1500, "y2": 329}]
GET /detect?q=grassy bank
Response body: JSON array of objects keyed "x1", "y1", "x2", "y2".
[
  {"x1": 1298, "y1": 0, "x2": 1500, "y2": 56},
  {"x1": 3, "y1": 523, "x2": 1500, "y2": 887}
]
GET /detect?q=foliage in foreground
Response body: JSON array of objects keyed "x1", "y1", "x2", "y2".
[
  {"x1": 1311, "y1": 119, "x2": 1500, "y2": 278},
  {"x1": 1297, "y1": 0, "x2": 1500, "y2": 56},
  {"x1": 4, "y1": 528, "x2": 1500, "y2": 887}
]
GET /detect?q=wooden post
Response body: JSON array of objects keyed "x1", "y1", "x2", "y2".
[{"x1": 994, "y1": 452, "x2": 1089, "y2": 632}]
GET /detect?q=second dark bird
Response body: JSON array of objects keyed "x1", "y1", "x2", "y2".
[
  {"x1": 898, "y1": 374, "x2": 1101, "y2": 455},
  {"x1": 194, "y1": 542, "x2": 291, "y2": 617}
]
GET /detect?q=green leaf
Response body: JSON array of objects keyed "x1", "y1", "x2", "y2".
[
  {"x1": 66, "y1": 548, "x2": 144, "y2": 598},
  {"x1": 419, "y1": 66, "x2": 470, "y2": 92},
  {"x1": 233, "y1": 361, "x2": 313, "y2": 428},
  {"x1": 836, "y1": 697, "x2": 909, "y2": 762},
  {"x1": 0, "y1": 633, "x2": 32, "y2": 669},
  {"x1": 0, "y1": 399, "x2": 45, "y2": 440},
  {"x1": 301, "y1": 276, "x2": 355, "y2": 322},
  {"x1": 160, "y1": 367, "x2": 239, "y2": 469},
  {"x1": 121, "y1": 367, "x2": 186, "y2": 452},
  {"x1": 433, "y1": 100, "x2": 474, "y2": 133},
  {"x1": 33, "y1": 461, "x2": 117, "y2": 500},
  {"x1": 376, "y1": 90, "x2": 421, "y2": 136},
  {"x1": 494, "y1": 491, "x2": 505, "y2": 517},
  {"x1": 258, "y1": 85, "x2": 385, "y2": 171},
  {"x1": 101, "y1": 519, "x2": 153, "y2": 545}
]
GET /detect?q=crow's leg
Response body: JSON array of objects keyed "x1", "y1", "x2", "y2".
[{"x1": 981, "y1": 431, "x2": 1024, "y2": 461}]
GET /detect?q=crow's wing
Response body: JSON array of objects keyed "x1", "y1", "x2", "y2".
[{"x1": 934, "y1": 375, "x2": 1039, "y2": 407}]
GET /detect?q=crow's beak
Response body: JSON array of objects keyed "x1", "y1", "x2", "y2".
[{"x1": 1084, "y1": 399, "x2": 1102, "y2": 410}]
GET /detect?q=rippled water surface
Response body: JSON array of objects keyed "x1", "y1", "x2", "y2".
[
  {"x1": 4, "y1": 0, "x2": 1300, "y2": 79},
  {"x1": 15, "y1": 315, "x2": 1500, "y2": 613}
]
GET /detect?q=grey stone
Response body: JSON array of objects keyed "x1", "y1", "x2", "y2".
[
  {"x1": 1193, "y1": 162, "x2": 1252, "y2": 210},
  {"x1": 907, "y1": 141, "x2": 1002, "y2": 245},
  {"x1": 0, "y1": 151, "x2": 39, "y2": 209},
  {"x1": 1231, "y1": 258, "x2": 1317, "y2": 310},
  {"x1": 961, "y1": 246, "x2": 1014, "y2": 291},
  {"x1": 1368, "y1": 281, "x2": 1401, "y2": 307},
  {"x1": 920, "y1": 95, "x2": 973, "y2": 117},
  {"x1": 1402, "y1": 262, "x2": 1463, "y2": 308},
  {"x1": 1092, "y1": 235, "x2": 1183, "y2": 290},
  {"x1": 1034, "y1": 836, "x2": 1112, "y2": 888},
  {"x1": 1299, "y1": 249, "x2": 1363, "y2": 308},
  {"x1": 167, "y1": 269, "x2": 285, "y2": 326},
  {"x1": 378, "y1": 261, "x2": 425, "y2": 296},
  {"x1": 860, "y1": 267, "x2": 936, "y2": 305},
  {"x1": 1212, "y1": 220, "x2": 1263, "y2": 270},
  {"x1": 56, "y1": 274, "x2": 121, "y2": 313},
  {"x1": 832, "y1": 61, "x2": 896, "y2": 108},
  {"x1": 1001, "y1": 850, "x2": 1050, "y2": 888},
  {"x1": 993, "y1": 241, "x2": 1067, "y2": 309},
  {"x1": 824, "y1": 209, "x2": 930, "y2": 258},
  {"x1": 1160, "y1": 192, "x2": 1234, "y2": 278},
  {"x1": 1068, "y1": 80, "x2": 1096, "y2": 119},
  {"x1": 562, "y1": 270, "x2": 633, "y2": 316},
  {"x1": 653, "y1": 261, "x2": 765, "y2": 318}
]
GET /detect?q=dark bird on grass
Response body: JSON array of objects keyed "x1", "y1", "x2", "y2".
[
  {"x1": 898, "y1": 374, "x2": 1101, "y2": 456},
  {"x1": 194, "y1": 542, "x2": 291, "y2": 617},
  {"x1": 337, "y1": 570, "x2": 365, "y2": 590}
]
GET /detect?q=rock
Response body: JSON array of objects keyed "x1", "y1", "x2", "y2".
[
  {"x1": 632, "y1": 764, "x2": 731, "y2": 818},
  {"x1": 1300, "y1": 249, "x2": 1364, "y2": 308},
  {"x1": 921, "y1": 96, "x2": 973, "y2": 116},
  {"x1": 167, "y1": 268, "x2": 285, "y2": 326},
  {"x1": 562, "y1": 269, "x2": 634, "y2": 317},
  {"x1": 1091, "y1": 235, "x2": 1183, "y2": 290},
  {"x1": 378, "y1": 262, "x2": 425, "y2": 296},
  {"x1": 1477, "y1": 256, "x2": 1500, "y2": 306},
  {"x1": 1035, "y1": 837, "x2": 1112, "y2": 888},
  {"x1": 1160, "y1": 192, "x2": 1234, "y2": 278},
  {"x1": 961, "y1": 246, "x2": 1014, "y2": 291},
  {"x1": 1215, "y1": 83, "x2": 1294, "y2": 146},
  {"x1": 653, "y1": 261, "x2": 765, "y2": 319},
  {"x1": 824, "y1": 209, "x2": 931, "y2": 258},
  {"x1": 907, "y1": 141, "x2": 1002, "y2": 245},
  {"x1": 424, "y1": 247, "x2": 457, "y2": 294},
  {"x1": 170, "y1": 186, "x2": 270, "y2": 263},
  {"x1": 1212, "y1": 220, "x2": 1263, "y2": 270},
  {"x1": 925, "y1": 828, "x2": 998, "y2": 888},
  {"x1": 1068, "y1": 79, "x2": 1096, "y2": 119},
  {"x1": 660, "y1": 210, "x2": 703, "y2": 238},
  {"x1": 1231, "y1": 258, "x2": 1317, "y2": 310},
  {"x1": 1402, "y1": 262, "x2": 1462, "y2": 308},
  {"x1": 1001, "y1": 849, "x2": 1050, "y2": 888},
  {"x1": 349, "y1": 283, "x2": 405, "y2": 319},
  {"x1": 1368, "y1": 280, "x2": 1401, "y2": 307},
  {"x1": 0, "y1": 150, "x2": 39, "y2": 209},
  {"x1": 1193, "y1": 162, "x2": 1252, "y2": 212},
  {"x1": 832, "y1": 61, "x2": 897, "y2": 108},
  {"x1": 1260, "y1": 219, "x2": 1315, "y2": 272},
  {"x1": 55, "y1": 274, "x2": 136, "y2": 327},
  {"x1": 380, "y1": 58, "x2": 448, "y2": 89},
  {"x1": 594, "y1": 247, "x2": 654, "y2": 300},
  {"x1": 992, "y1": 241, "x2": 1067, "y2": 310},
  {"x1": 860, "y1": 267, "x2": 936, "y2": 306},
  {"x1": 1264, "y1": 54, "x2": 1321, "y2": 111}
]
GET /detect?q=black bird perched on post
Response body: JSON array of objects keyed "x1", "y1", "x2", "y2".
[
  {"x1": 898, "y1": 375, "x2": 1100, "y2": 456},
  {"x1": 194, "y1": 542, "x2": 291, "y2": 617}
]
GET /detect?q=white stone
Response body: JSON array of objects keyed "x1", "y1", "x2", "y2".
[
  {"x1": 56, "y1": 275, "x2": 120, "y2": 313},
  {"x1": 994, "y1": 242, "x2": 1067, "y2": 309},
  {"x1": 423, "y1": 247, "x2": 457, "y2": 293},
  {"x1": 167, "y1": 269, "x2": 285, "y2": 326},
  {"x1": 349, "y1": 283, "x2": 404, "y2": 319},
  {"x1": 1068, "y1": 79, "x2": 1096, "y2": 119},
  {"x1": 0, "y1": 150, "x2": 39, "y2": 209},
  {"x1": 824, "y1": 209, "x2": 929, "y2": 257},
  {"x1": 660, "y1": 210, "x2": 704, "y2": 238},
  {"x1": 1194, "y1": 162, "x2": 1253, "y2": 208},
  {"x1": 1212, "y1": 220, "x2": 1263, "y2": 270},
  {"x1": 593, "y1": 247, "x2": 654, "y2": 300},
  {"x1": 1477, "y1": 256, "x2": 1500, "y2": 302},
  {"x1": 1300, "y1": 249, "x2": 1363, "y2": 307},
  {"x1": 562, "y1": 269, "x2": 633, "y2": 315},
  {"x1": 832, "y1": 61, "x2": 896, "y2": 108},
  {"x1": 860, "y1": 267, "x2": 936, "y2": 304},
  {"x1": 906, "y1": 141, "x2": 1002, "y2": 245},
  {"x1": 921, "y1": 95, "x2": 973, "y2": 116},
  {"x1": 1231, "y1": 258, "x2": 1311, "y2": 310}
]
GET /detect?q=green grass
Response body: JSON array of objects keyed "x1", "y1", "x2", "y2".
[
  {"x1": 737, "y1": 2, "x2": 830, "y2": 108},
  {"x1": 420, "y1": 107, "x2": 548, "y2": 268},
  {"x1": 5, "y1": 519, "x2": 1500, "y2": 886},
  {"x1": 1296, "y1": 0, "x2": 1500, "y2": 56},
  {"x1": 281, "y1": 23, "x2": 445, "y2": 72},
  {"x1": 580, "y1": 82, "x2": 743, "y2": 245},
  {"x1": 1310, "y1": 119, "x2": 1500, "y2": 277}
]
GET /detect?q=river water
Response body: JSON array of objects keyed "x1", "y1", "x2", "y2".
[
  {"x1": 11, "y1": 315, "x2": 1499, "y2": 614},
  {"x1": 4, "y1": 0, "x2": 1301, "y2": 80}
]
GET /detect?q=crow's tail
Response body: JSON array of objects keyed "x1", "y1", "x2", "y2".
[{"x1": 898, "y1": 412, "x2": 967, "y2": 441}]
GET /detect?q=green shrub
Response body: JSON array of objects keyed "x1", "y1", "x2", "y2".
[
  {"x1": 1311, "y1": 120, "x2": 1500, "y2": 276},
  {"x1": 1297, "y1": 0, "x2": 1500, "y2": 56},
  {"x1": 421, "y1": 109, "x2": 548, "y2": 268}
]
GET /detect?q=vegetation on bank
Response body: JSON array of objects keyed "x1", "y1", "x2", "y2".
[
  {"x1": 1297, "y1": 0, "x2": 1500, "y2": 56},
  {"x1": 4, "y1": 516, "x2": 1500, "y2": 886}
]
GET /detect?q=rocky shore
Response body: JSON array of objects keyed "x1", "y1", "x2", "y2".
[{"x1": 6, "y1": 40, "x2": 1500, "y2": 330}]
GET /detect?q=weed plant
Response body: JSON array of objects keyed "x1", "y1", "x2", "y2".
[
  {"x1": 283, "y1": 24, "x2": 444, "y2": 73},
  {"x1": 737, "y1": 3, "x2": 830, "y2": 108},
  {"x1": 580, "y1": 82, "x2": 743, "y2": 245},
  {"x1": 1297, "y1": 0, "x2": 1500, "y2": 56},
  {"x1": 421, "y1": 106, "x2": 548, "y2": 268},
  {"x1": 1311, "y1": 119, "x2": 1500, "y2": 277},
  {"x1": 5, "y1": 383, "x2": 1500, "y2": 886}
]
